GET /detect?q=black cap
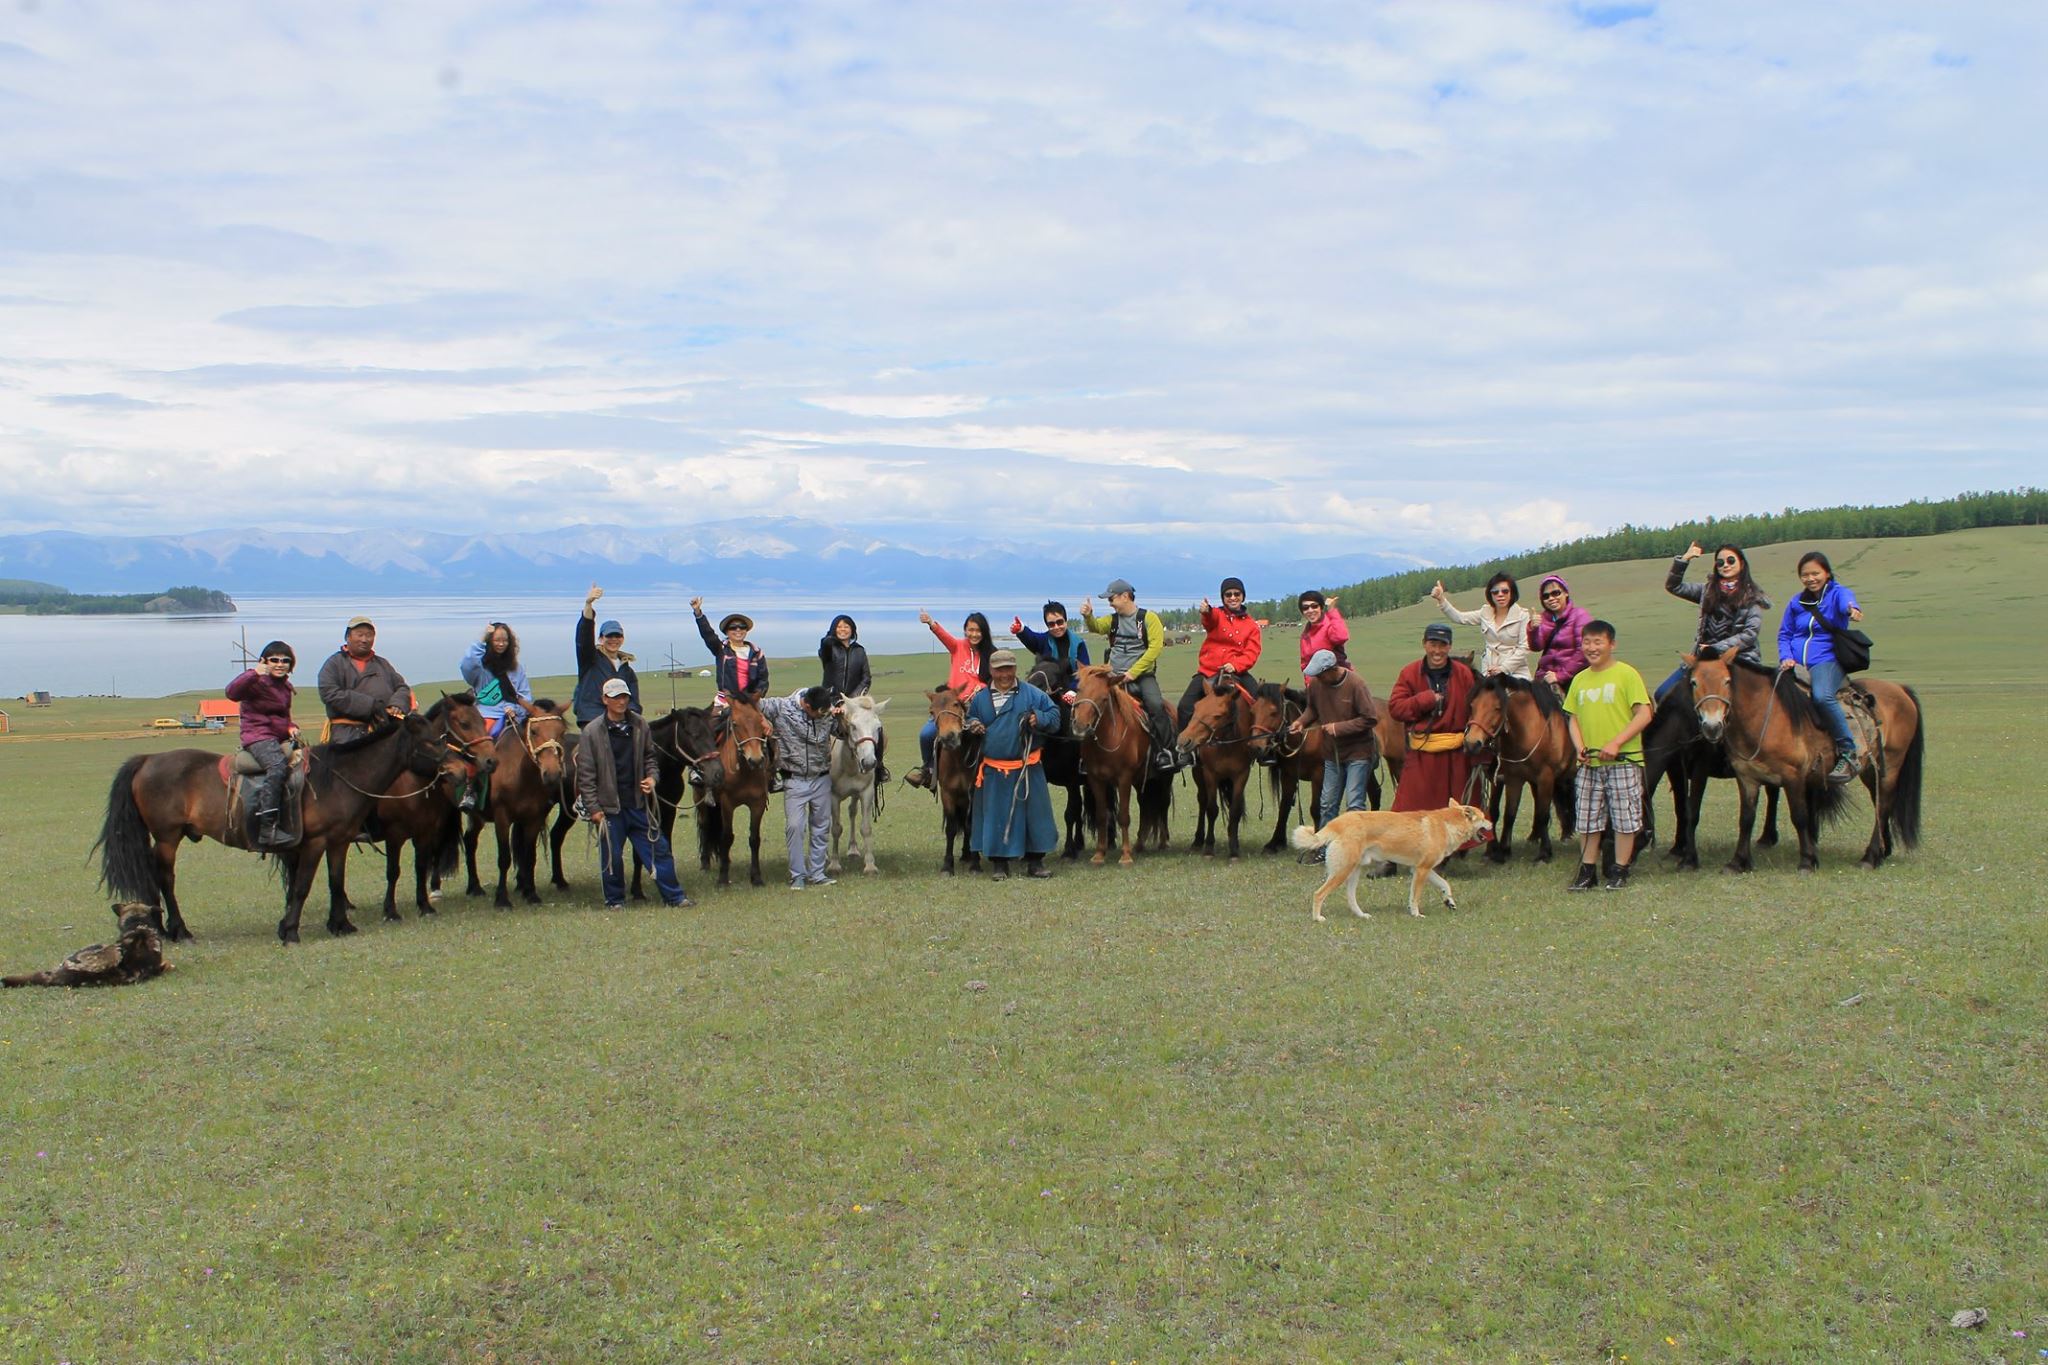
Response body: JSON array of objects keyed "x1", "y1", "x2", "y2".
[
  {"x1": 1220, "y1": 576, "x2": 1246, "y2": 597},
  {"x1": 1423, "y1": 622, "x2": 1454, "y2": 644}
]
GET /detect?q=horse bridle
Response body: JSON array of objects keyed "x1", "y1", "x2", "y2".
[
  {"x1": 518, "y1": 713, "x2": 568, "y2": 771},
  {"x1": 1069, "y1": 679, "x2": 1133, "y2": 748},
  {"x1": 1463, "y1": 689, "x2": 1546, "y2": 767},
  {"x1": 1183, "y1": 678, "x2": 1255, "y2": 751},
  {"x1": 1690, "y1": 663, "x2": 1781, "y2": 763}
]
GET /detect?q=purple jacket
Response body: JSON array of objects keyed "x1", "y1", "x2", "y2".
[
  {"x1": 1526, "y1": 575, "x2": 1592, "y2": 684},
  {"x1": 225, "y1": 670, "x2": 297, "y2": 745}
]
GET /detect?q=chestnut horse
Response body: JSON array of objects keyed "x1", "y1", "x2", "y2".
[
  {"x1": 463, "y1": 703, "x2": 569, "y2": 908},
  {"x1": 1687, "y1": 655, "x2": 1925, "y2": 872},
  {"x1": 1639, "y1": 695, "x2": 1780, "y2": 870},
  {"x1": 95, "y1": 713, "x2": 454, "y2": 944},
  {"x1": 373, "y1": 692, "x2": 495, "y2": 921},
  {"x1": 1070, "y1": 665, "x2": 1155, "y2": 866},
  {"x1": 923, "y1": 686, "x2": 983, "y2": 875},
  {"x1": 696, "y1": 696, "x2": 771, "y2": 887},
  {"x1": 1461, "y1": 673, "x2": 1576, "y2": 864},
  {"x1": 1176, "y1": 675, "x2": 1257, "y2": 861}
]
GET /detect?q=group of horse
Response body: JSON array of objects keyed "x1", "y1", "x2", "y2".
[
  {"x1": 91, "y1": 689, "x2": 892, "y2": 945},
  {"x1": 88, "y1": 649, "x2": 1925, "y2": 946}
]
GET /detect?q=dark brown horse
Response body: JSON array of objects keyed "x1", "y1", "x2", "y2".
[
  {"x1": 1639, "y1": 694, "x2": 1780, "y2": 870},
  {"x1": 463, "y1": 703, "x2": 569, "y2": 908},
  {"x1": 1070, "y1": 665, "x2": 1155, "y2": 866},
  {"x1": 95, "y1": 712, "x2": 454, "y2": 943},
  {"x1": 1688, "y1": 655, "x2": 1925, "y2": 872},
  {"x1": 697, "y1": 696, "x2": 771, "y2": 887},
  {"x1": 1025, "y1": 658, "x2": 1094, "y2": 859},
  {"x1": 923, "y1": 685, "x2": 983, "y2": 875},
  {"x1": 624, "y1": 706, "x2": 726, "y2": 899},
  {"x1": 1177, "y1": 675, "x2": 1257, "y2": 861},
  {"x1": 1248, "y1": 682, "x2": 1325, "y2": 852},
  {"x1": 1462, "y1": 673, "x2": 1576, "y2": 864},
  {"x1": 372, "y1": 692, "x2": 495, "y2": 921}
]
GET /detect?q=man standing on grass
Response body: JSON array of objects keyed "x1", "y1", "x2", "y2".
[
  {"x1": 1387, "y1": 622, "x2": 1474, "y2": 812},
  {"x1": 1562, "y1": 620, "x2": 1653, "y2": 891},
  {"x1": 755, "y1": 685, "x2": 842, "y2": 891},
  {"x1": 1290, "y1": 649, "x2": 1380, "y2": 829},
  {"x1": 964, "y1": 650, "x2": 1063, "y2": 880},
  {"x1": 575, "y1": 677, "x2": 692, "y2": 910}
]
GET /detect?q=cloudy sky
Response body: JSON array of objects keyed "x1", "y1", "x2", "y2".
[{"x1": 0, "y1": 1, "x2": 2039, "y2": 558}]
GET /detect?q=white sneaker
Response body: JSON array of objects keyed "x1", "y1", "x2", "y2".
[
  {"x1": 788, "y1": 879, "x2": 805, "y2": 892},
  {"x1": 806, "y1": 875, "x2": 836, "y2": 887}
]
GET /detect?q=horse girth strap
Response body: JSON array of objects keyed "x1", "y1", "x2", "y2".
[
  {"x1": 975, "y1": 750, "x2": 1042, "y2": 788},
  {"x1": 1407, "y1": 730, "x2": 1465, "y2": 754}
]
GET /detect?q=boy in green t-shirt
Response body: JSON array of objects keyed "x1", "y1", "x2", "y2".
[{"x1": 1561, "y1": 620, "x2": 1654, "y2": 890}]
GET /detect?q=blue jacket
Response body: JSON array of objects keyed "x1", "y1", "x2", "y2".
[
  {"x1": 1777, "y1": 581, "x2": 1861, "y2": 668},
  {"x1": 573, "y1": 613, "x2": 641, "y2": 725},
  {"x1": 1015, "y1": 625, "x2": 1090, "y2": 669},
  {"x1": 459, "y1": 641, "x2": 533, "y2": 722}
]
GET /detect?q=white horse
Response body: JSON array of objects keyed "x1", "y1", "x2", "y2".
[{"x1": 827, "y1": 695, "x2": 889, "y2": 875}]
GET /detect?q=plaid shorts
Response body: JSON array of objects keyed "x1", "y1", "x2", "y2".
[{"x1": 1576, "y1": 762, "x2": 1644, "y2": 834}]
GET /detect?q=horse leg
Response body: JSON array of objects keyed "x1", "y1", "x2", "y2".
[
  {"x1": 549, "y1": 805, "x2": 574, "y2": 890},
  {"x1": 861, "y1": 789, "x2": 879, "y2": 874},
  {"x1": 1489, "y1": 777, "x2": 1520, "y2": 864},
  {"x1": 1117, "y1": 781, "x2": 1136, "y2": 867},
  {"x1": 414, "y1": 833, "x2": 436, "y2": 916},
  {"x1": 277, "y1": 846, "x2": 323, "y2": 944},
  {"x1": 463, "y1": 815, "x2": 485, "y2": 896},
  {"x1": 324, "y1": 846, "x2": 358, "y2": 935},
  {"x1": 828, "y1": 792, "x2": 845, "y2": 876},
  {"x1": 1780, "y1": 782, "x2": 1818, "y2": 873},
  {"x1": 1724, "y1": 778, "x2": 1759, "y2": 874},
  {"x1": 1224, "y1": 771, "x2": 1245, "y2": 862},
  {"x1": 1679, "y1": 762, "x2": 1707, "y2": 870},
  {"x1": 1530, "y1": 772, "x2": 1555, "y2": 864},
  {"x1": 716, "y1": 805, "x2": 734, "y2": 889},
  {"x1": 748, "y1": 801, "x2": 766, "y2": 886},
  {"x1": 153, "y1": 836, "x2": 195, "y2": 942},
  {"x1": 493, "y1": 813, "x2": 514, "y2": 909},
  {"x1": 1191, "y1": 770, "x2": 1214, "y2": 855},
  {"x1": 1758, "y1": 784, "x2": 1781, "y2": 848},
  {"x1": 517, "y1": 820, "x2": 543, "y2": 905},
  {"x1": 383, "y1": 837, "x2": 404, "y2": 921},
  {"x1": 1861, "y1": 755, "x2": 1889, "y2": 869}
]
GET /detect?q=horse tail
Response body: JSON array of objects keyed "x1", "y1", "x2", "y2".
[
  {"x1": 1806, "y1": 766, "x2": 1858, "y2": 829},
  {"x1": 1290, "y1": 823, "x2": 1335, "y2": 851},
  {"x1": 93, "y1": 755, "x2": 161, "y2": 905},
  {"x1": 697, "y1": 798, "x2": 725, "y2": 862},
  {"x1": 1889, "y1": 687, "x2": 1926, "y2": 848},
  {"x1": 1556, "y1": 767, "x2": 1578, "y2": 836},
  {"x1": 434, "y1": 804, "x2": 463, "y2": 880}
]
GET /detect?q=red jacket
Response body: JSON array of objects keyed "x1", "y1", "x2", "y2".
[
  {"x1": 1196, "y1": 605, "x2": 1263, "y2": 676},
  {"x1": 1388, "y1": 658, "x2": 1474, "y2": 735}
]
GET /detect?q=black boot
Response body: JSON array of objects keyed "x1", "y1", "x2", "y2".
[
  {"x1": 989, "y1": 857, "x2": 1011, "y2": 882},
  {"x1": 1603, "y1": 861, "x2": 1633, "y2": 891},
  {"x1": 457, "y1": 779, "x2": 482, "y2": 814},
  {"x1": 1024, "y1": 854, "x2": 1052, "y2": 879},
  {"x1": 904, "y1": 767, "x2": 933, "y2": 790},
  {"x1": 1568, "y1": 863, "x2": 1600, "y2": 892}
]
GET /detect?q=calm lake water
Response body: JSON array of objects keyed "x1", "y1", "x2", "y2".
[{"x1": 0, "y1": 594, "x2": 1023, "y2": 699}]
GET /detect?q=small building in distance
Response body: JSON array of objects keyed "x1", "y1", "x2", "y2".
[
  {"x1": 198, "y1": 698, "x2": 239, "y2": 724},
  {"x1": 25, "y1": 690, "x2": 53, "y2": 706}
]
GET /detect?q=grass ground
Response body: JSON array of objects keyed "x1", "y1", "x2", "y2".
[{"x1": 2, "y1": 528, "x2": 2044, "y2": 1362}]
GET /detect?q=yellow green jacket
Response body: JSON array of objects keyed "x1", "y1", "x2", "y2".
[{"x1": 1081, "y1": 606, "x2": 1165, "y2": 679}]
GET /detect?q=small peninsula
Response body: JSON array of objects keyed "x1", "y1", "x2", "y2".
[{"x1": 0, "y1": 579, "x2": 237, "y2": 615}]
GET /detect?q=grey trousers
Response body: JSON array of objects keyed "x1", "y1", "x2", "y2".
[{"x1": 783, "y1": 773, "x2": 832, "y2": 881}]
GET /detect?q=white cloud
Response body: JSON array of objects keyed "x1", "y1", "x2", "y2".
[{"x1": 0, "y1": 1, "x2": 2040, "y2": 551}]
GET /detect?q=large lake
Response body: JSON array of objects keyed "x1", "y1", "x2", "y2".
[{"x1": 0, "y1": 593, "x2": 1046, "y2": 698}]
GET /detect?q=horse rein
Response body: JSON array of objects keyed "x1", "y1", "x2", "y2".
[{"x1": 1690, "y1": 667, "x2": 1781, "y2": 764}]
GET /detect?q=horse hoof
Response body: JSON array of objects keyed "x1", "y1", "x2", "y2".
[
  {"x1": 1090, "y1": 855, "x2": 1105, "y2": 866},
  {"x1": 276, "y1": 924, "x2": 298, "y2": 945},
  {"x1": 383, "y1": 911, "x2": 402, "y2": 923},
  {"x1": 420, "y1": 906, "x2": 437, "y2": 917},
  {"x1": 465, "y1": 887, "x2": 485, "y2": 899},
  {"x1": 330, "y1": 919, "x2": 358, "y2": 937},
  {"x1": 1118, "y1": 857, "x2": 1135, "y2": 868},
  {"x1": 1721, "y1": 862, "x2": 1748, "y2": 875}
]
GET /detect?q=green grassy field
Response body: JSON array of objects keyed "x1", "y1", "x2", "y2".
[{"x1": 3, "y1": 528, "x2": 2044, "y2": 1362}]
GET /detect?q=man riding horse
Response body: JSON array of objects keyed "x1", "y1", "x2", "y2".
[
  {"x1": 1081, "y1": 579, "x2": 1182, "y2": 773},
  {"x1": 1177, "y1": 576, "x2": 1262, "y2": 730}
]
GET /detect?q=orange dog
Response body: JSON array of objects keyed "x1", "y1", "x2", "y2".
[{"x1": 1290, "y1": 800, "x2": 1494, "y2": 921}]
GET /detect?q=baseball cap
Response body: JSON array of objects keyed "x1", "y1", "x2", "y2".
[{"x1": 601, "y1": 678, "x2": 632, "y2": 698}]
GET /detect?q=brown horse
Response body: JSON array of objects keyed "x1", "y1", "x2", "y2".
[
  {"x1": 1070, "y1": 665, "x2": 1156, "y2": 866},
  {"x1": 1688, "y1": 655, "x2": 1925, "y2": 872},
  {"x1": 463, "y1": 703, "x2": 569, "y2": 908},
  {"x1": 1462, "y1": 673, "x2": 1576, "y2": 864},
  {"x1": 1177, "y1": 675, "x2": 1257, "y2": 861},
  {"x1": 94, "y1": 712, "x2": 455, "y2": 944},
  {"x1": 924, "y1": 685, "x2": 983, "y2": 875},
  {"x1": 696, "y1": 695, "x2": 771, "y2": 887},
  {"x1": 372, "y1": 692, "x2": 495, "y2": 921}
]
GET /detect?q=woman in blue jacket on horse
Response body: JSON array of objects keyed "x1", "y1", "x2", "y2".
[{"x1": 1777, "y1": 550, "x2": 1864, "y2": 785}]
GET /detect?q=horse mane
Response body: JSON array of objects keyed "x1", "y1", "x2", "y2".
[
  {"x1": 425, "y1": 691, "x2": 477, "y2": 720},
  {"x1": 1477, "y1": 671, "x2": 1561, "y2": 718},
  {"x1": 528, "y1": 698, "x2": 562, "y2": 715},
  {"x1": 1725, "y1": 655, "x2": 1827, "y2": 729}
]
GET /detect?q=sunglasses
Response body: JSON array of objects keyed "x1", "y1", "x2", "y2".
[
  {"x1": 263, "y1": 656, "x2": 293, "y2": 665},
  {"x1": 1489, "y1": 587, "x2": 1512, "y2": 597},
  {"x1": 1716, "y1": 556, "x2": 1740, "y2": 568},
  {"x1": 1045, "y1": 618, "x2": 1067, "y2": 627},
  {"x1": 1540, "y1": 590, "x2": 1565, "y2": 600}
]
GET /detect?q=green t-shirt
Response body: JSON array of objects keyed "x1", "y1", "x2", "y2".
[{"x1": 1563, "y1": 661, "x2": 1652, "y2": 764}]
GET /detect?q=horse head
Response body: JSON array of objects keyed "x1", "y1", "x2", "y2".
[
  {"x1": 523, "y1": 703, "x2": 569, "y2": 785},
  {"x1": 398, "y1": 709, "x2": 456, "y2": 781},
  {"x1": 659, "y1": 706, "x2": 725, "y2": 790},
  {"x1": 837, "y1": 696, "x2": 888, "y2": 774},
  {"x1": 1464, "y1": 675, "x2": 1506, "y2": 755},
  {"x1": 1685, "y1": 654, "x2": 1733, "y2": 741},
  {"x1": 927, "y1": 686, "x2": 969, "y2": 751},
  {"x1": 429, "y1": 691, "x2": 498, "y2": 794},
  {"x1": 1178, "y1": 682, "x2": 1240, "y2": 758},
  {"x1": 1068, "y1": 666, "x2": 1129, "y2": 743},
  {"x1": 724, "y1": 697, "x2": 770, "y2": 771}
]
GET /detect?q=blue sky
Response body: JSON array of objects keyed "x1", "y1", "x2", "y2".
[{"x1": 0, "y1": 2, "x2": 2039, "y2": 557}]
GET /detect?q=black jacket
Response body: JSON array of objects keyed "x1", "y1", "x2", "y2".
[{"x1": 818, "y1": 616, "x2": 871, "y2": 701}]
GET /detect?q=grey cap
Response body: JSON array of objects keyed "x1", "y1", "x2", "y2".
[
  {"x1": 1102, "y1": 577, "x2": 1135, "y2": 597},
  {"x1": 1304, "y1": 649, "x2": 1339, "y2": 677},
  {"x1": 988, "y1": 649, "x2": 1018, "y2": 669},
  {"x1": 601, "y1": 677, "x2": 632, "y2": 698},
  {"x1": 1423, "y1": 622, "x2": 1455, "y2": 644}
]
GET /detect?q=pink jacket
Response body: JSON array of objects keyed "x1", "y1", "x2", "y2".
[
  {"x1": 1526, "y1": 575, "x2": 1592, "y2": 684},
  {"x1": 1298, "y1": 604, "x2": 1350, "y2": 671},
  {"x1": 928, "y1": 621, "x2": 987, "y2": 699}
]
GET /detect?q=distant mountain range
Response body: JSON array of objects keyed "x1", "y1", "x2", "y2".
[{"x1": 0, "y1": 520, "x2": 1420, "y2": 600}]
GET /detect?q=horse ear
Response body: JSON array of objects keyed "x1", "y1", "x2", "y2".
[
  {"x1": 874, "y1": 698, "x2": 890, "y2": 712},
  {"x1": 1680, "y1": 652, "x2": 1698, "y2": 668}
]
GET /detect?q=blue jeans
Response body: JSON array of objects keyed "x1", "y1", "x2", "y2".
[
  {"x1": 1655, "y1": 665, "x2": 1689, "y2": 702},
  {"x1": 1320, "y1": 757, "x2": 1373, "y2": 825},
  {"x1": 599, "y1": 807, "x2": 685, "y2": 906},
  {"x1": 1807, "y1": 659, "x2": 1856, "y2": 755},
  {"x1": 920, "y1": 716, "x2": 938, "y2": 770}
]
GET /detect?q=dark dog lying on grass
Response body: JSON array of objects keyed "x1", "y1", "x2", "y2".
[{"x1": 4, "y1": 904, "x2": 173, "y2": 988}]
